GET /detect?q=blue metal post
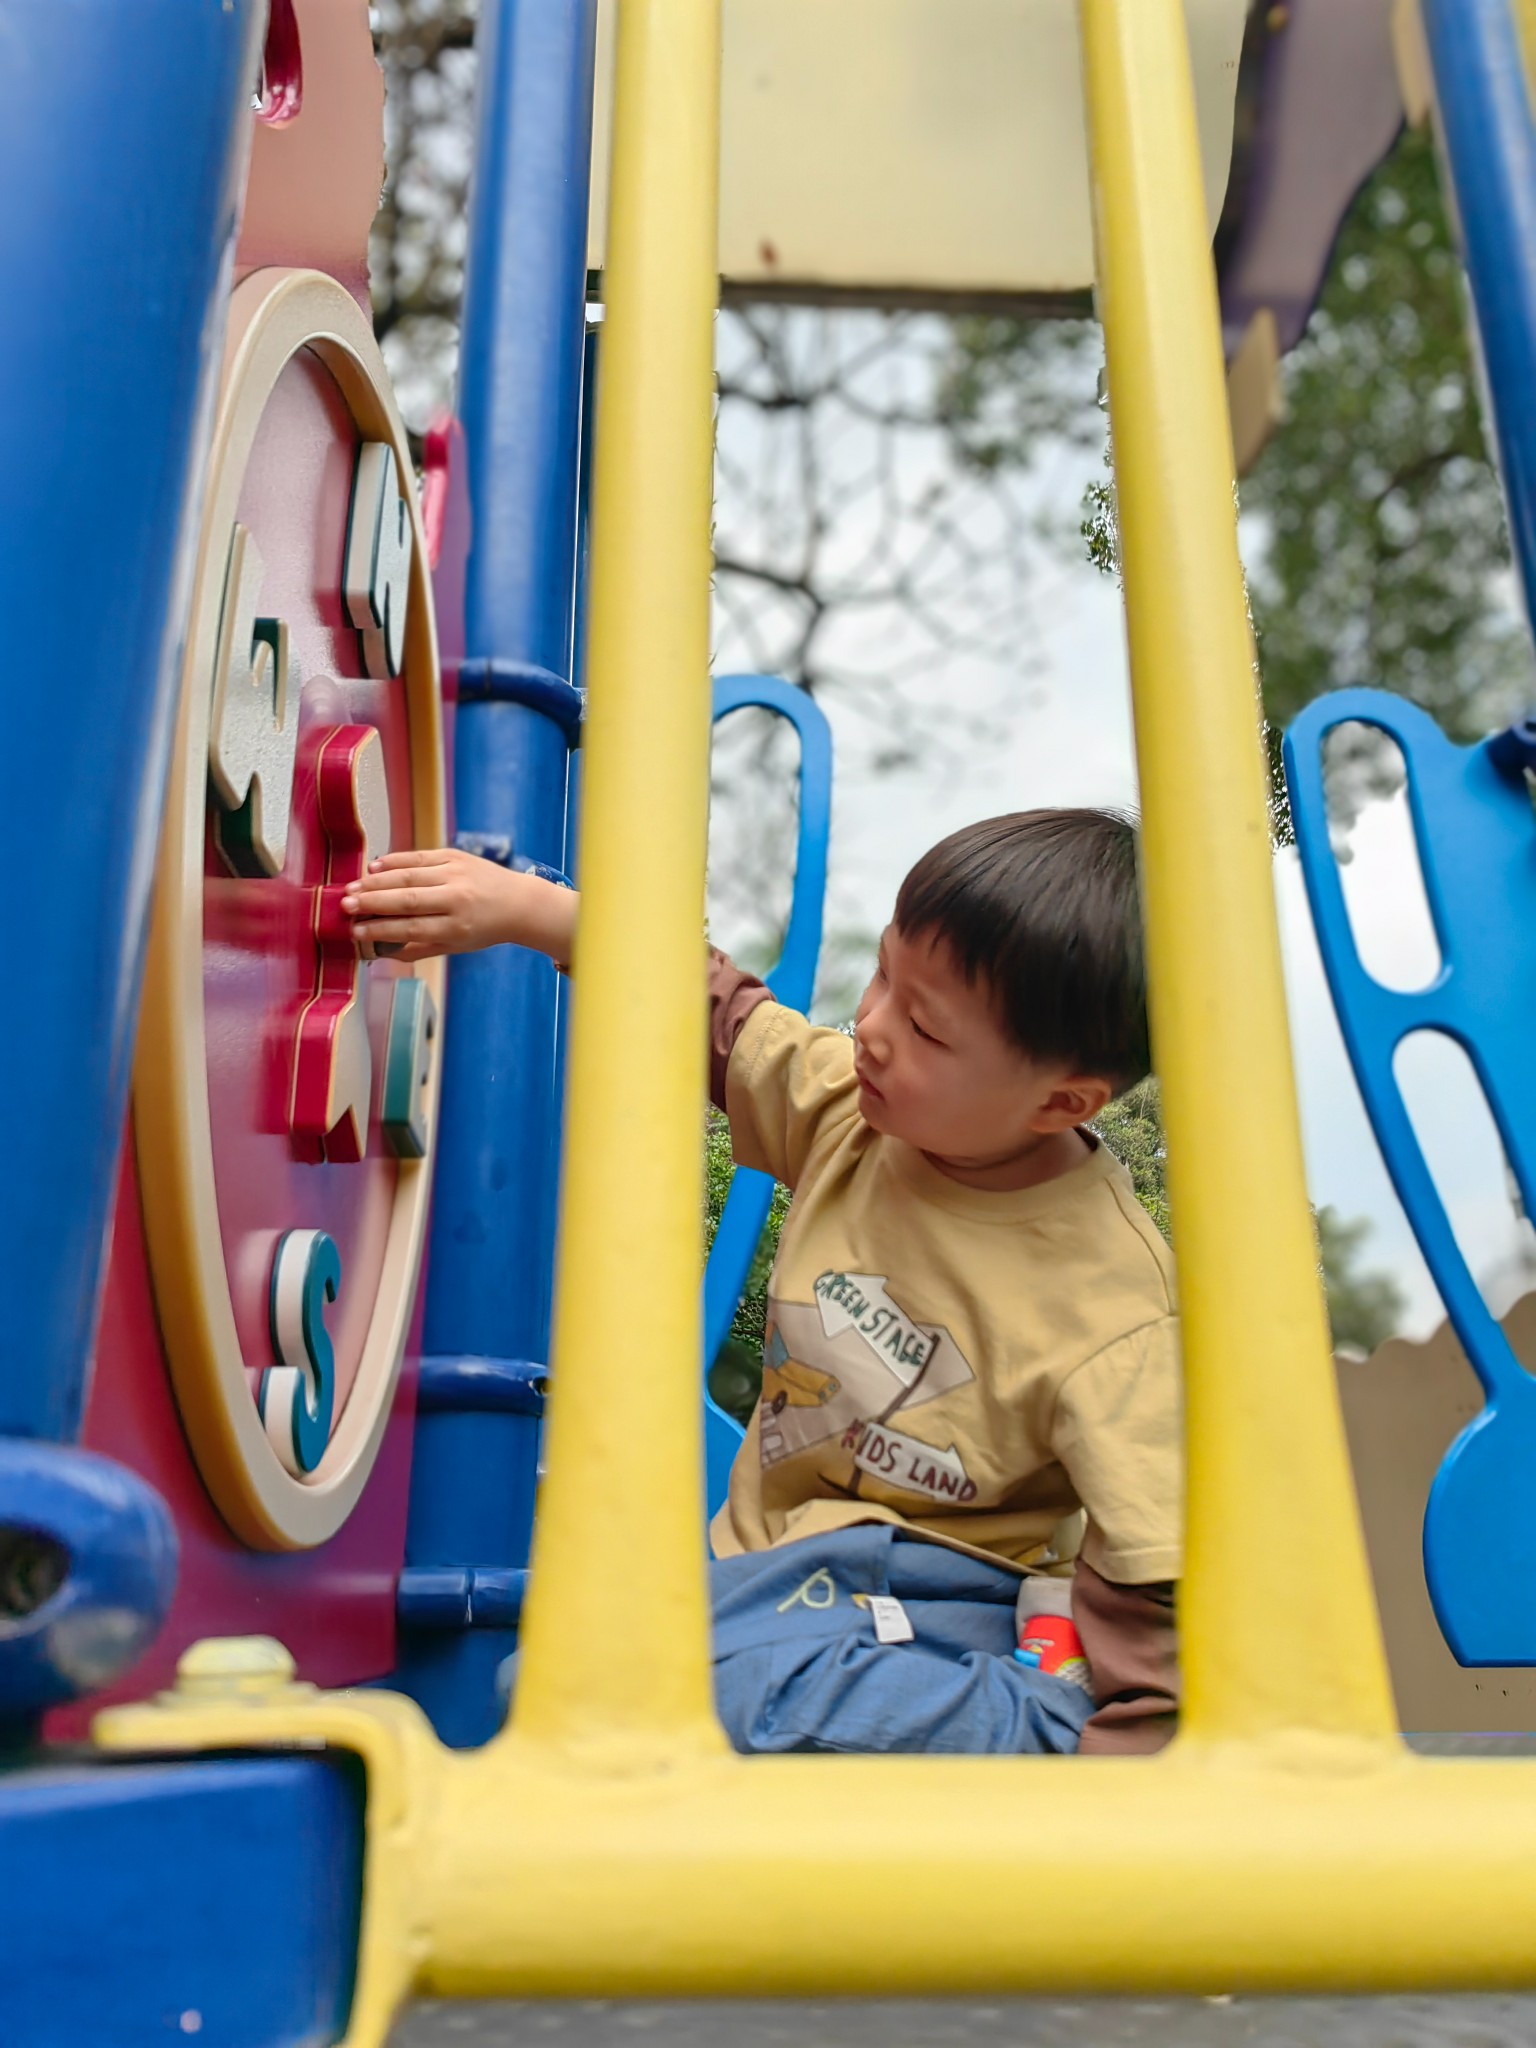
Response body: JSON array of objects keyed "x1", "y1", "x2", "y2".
[
  {"x1": 401, "y1": 0, "x2": 598, "y2": 1746},
  {"x1": 0, "y1": 0, "x2": 262, "y2": 1445},
  {"x1": 1420, "y1": 0, "x2": 1536, "y2": 624},
  {"x1": 0, "y1": 1, "x2": 257, "y2": 1732}
]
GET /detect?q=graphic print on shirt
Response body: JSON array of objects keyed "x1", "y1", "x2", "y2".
[
  {"x1": 839, "y1": 1417, "x2": 977, "y2": 1505},
  {"x1": 757, "y1": 1270, "x2": 976, "y2": 1506}
]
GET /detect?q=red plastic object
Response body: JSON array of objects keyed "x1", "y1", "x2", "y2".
[
  {"x1": 257, "y1": 0, "x2": 303, "y2": 127},
  {"x1": 424, "y1": 411, "x2": 470, "y2": 809},
  {"x1": 290, "y1": 723, "x2": 389, "y2": 1165},
  {"x1": 1017, "y1": 1614, "x2": 1089, "y2": 1682}
]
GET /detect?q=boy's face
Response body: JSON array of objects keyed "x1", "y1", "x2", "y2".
[{"x1": 852, "y1": 925, "x2": 1113, "y2": 1169}]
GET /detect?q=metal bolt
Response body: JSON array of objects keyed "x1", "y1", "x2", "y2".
[{"x1": 171, "y1": 1635, "x2": 300, "y2": 1700}]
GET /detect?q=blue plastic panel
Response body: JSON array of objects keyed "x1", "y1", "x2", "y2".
[
  {"x1": 0, "y1": 1755, "x2": 361, "y2": 2048},
  {"x1": 1284, "y1": 688, "x2": 1536, "y2": 1664},
  {"x1": 703, "y1": 676, "x2": 833, "y2": 1515}
]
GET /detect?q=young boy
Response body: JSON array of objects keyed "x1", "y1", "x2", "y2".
[{"x1": 345, "y1": 808, "x2": 1181, "y2": 1759}]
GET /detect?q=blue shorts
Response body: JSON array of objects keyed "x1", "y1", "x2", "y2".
[{"x1": 709, "y1": 1524, "x2": 1092, "y2": 1756}]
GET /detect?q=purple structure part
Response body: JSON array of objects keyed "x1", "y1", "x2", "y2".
[{"x1": 1219, "y1": 0, "x2": 1405, "y2": 357}]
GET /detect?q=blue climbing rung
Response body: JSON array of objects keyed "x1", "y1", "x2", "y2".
[{"x1": 702, "y1": 675, "x2": 833, "y2": 1516}]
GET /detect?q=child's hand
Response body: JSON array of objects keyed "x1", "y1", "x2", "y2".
[{"x1": 342, "y1": 848, "x2": 576, "y2": 967}]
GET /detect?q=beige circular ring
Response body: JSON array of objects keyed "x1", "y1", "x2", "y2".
[{"x1": 134, "y1": 267, "x2": 446, "y2": 1550}]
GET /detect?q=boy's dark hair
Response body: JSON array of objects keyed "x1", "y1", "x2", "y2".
[{"x1": 893, "y1": 808, "x2": 1150, "y2": 1093}]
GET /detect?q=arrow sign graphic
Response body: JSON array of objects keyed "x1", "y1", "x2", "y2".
[
  {"x1": 813, "y1": 1271, "x2": 939, "y2": 1386},
  {"x1": 847, "y1": 1419, "x2": 977, "y2": 1505}
]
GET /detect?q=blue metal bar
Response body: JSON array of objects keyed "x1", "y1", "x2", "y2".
[
  {"x1": 404, "y1": 0, "x2": 599, "y2": 1746},
  {"x1": 0, "y1": 1755, "x2": 361, "y2": 2048},
  {"x1": 457, "y1": 656, "x2": 586, "y2": 739},
  {"x1": 1420, "y1": 0, "x2": 1536, "y2": 626},
  {"x1": 397, "y1": 1564, "x2": 530, "y2": 1629},
  {"x1": 395, "y1": 1355, "x2": 545, "y2": 1745},
  {"x1": 416, "y1": 1354, "x2": 548, "y2": 1417},
  {"x1": 0, "y1": 0, "x2": 262, "y2": 1443},
  {"x1": 453, "y1": 830, "x2": 575, "y2": 892},
  {"x1": 702, "y1": 676, "x2": 834, "y2": 1514}
]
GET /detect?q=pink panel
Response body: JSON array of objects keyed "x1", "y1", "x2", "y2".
[
  {"x1": 48, "y1": 355, "x2": 439, "y2": 1734},
  {"x1": 48, "y1": 1140, "x2": 422, "y2": 1738},
  {"x1": 424, "y1": 412, "x2": 471, "y2": 819},
  {"x1": 235, "y1": 0, "x2": 382, "y2": 311}
]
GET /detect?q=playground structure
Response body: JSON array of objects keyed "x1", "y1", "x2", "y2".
[{"x1": 10, "y1": 0, "x2": 1536, "y2": 2041}]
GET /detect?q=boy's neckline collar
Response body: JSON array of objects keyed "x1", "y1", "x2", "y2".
[{"x1": 883, "y1": 1127, "x2": 1118, "y2": 1221}]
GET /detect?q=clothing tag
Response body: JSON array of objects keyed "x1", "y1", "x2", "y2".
[{"x1": 867, "y1": 1594, "x2": 914, "y2": 1645}]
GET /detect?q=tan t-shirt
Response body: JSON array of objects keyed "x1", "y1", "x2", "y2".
[{"x1": 710, "y1": 1001, "x2": 1183, "y2": 1585}]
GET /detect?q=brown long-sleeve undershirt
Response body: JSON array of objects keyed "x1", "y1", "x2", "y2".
[
  {"x1": 1071, "y1": 1561, "x2": 1178, "y2": 1755},
  {"x1": 709, "y1": 947, "x2": 774, "y2": 1110}
]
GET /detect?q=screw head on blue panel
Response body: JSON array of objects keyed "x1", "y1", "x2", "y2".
[{"x1": 1485, "y1": 715, "x2": 1536, "y2": 781}]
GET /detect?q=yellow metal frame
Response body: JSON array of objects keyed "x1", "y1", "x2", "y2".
[{"x1": 95, "y1": 1, "x2": 1536, "y2": 2038}]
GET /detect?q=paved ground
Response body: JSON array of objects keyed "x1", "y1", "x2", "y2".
[{"x1": 390, "y1": 1996, "x2": 1536, "y2": 2046}]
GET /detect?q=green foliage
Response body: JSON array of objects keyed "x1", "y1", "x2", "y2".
[
  {"x1": 938, "y1": 315, "x2": 1103, "y2": 477},
  {"x1": 943, "y1": 129, "x2": 1534, "y2": 808},
  {"x1": 1242, "y1": 127, "x2": 1532, "y2": 758},
  {"x1": 704, "y1": 1107, "x2": 789, "y2": 1424},
  {"x1": 1316, "y1": 1204, "x2": 1408, "y2": 1355},
  {"x1": 1082, "y1": 471, "x2": 1119, "y2": 583},
  {"x1": 1094, "y1": 1082, "x2": 1406, "y2": 1353},
  {"x1": 1092, "y1": 1079, "x2": 1170, "y2": 1238}
]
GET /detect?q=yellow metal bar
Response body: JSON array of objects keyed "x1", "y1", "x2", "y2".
[
  {"x1": 507, "y1": 0, "x2": 726, "y2": 1766},
  {"x1": 1078, "y1": 0, "x2": 1398, "y2": 1746},
  {"x1": 100, "y1": 1670, "x2": 1536, "y2": 2035},
  {"x1": 424, "y1": 1747, "x2": 1536, "y2": 1997},
  {"x1": 1514, "y1": 0, "x2": 1536, "y2": 100}
]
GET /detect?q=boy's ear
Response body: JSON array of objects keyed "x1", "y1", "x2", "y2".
[{"x1": 1033, "y1": 1074, "x2": 1114, "y2": 1132}]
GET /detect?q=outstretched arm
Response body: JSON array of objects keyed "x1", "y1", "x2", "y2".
[{"x1": 343, "y1": 848, "x2": 578, "y2": 967}]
